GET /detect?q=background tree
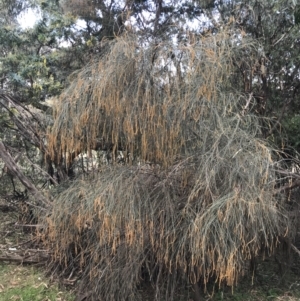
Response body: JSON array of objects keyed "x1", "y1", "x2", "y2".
[
  {"x1": 0, "y1": 0, "x2": 100, "y2": 194},
  {"x1": 216, "y1": 0, "x2": 300, "y2": 156}
]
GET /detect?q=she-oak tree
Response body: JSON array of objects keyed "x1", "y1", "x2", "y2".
[{"x1": 0, "y1": 0, "x2": 300, "y2": 300}]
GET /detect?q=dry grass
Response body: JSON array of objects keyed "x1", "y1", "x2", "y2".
[{"x1": 42, "y1": 29, "x2": 292, "y2": 300}]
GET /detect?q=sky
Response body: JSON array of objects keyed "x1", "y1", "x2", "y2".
[
  {"x1": 17, "y1": 8, "x2": 41, "y2": 29},
  {"x1": 17, "y1": 3, "x2": 214, "y2": 31}
]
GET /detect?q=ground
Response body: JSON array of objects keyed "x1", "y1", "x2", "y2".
[
  {"x1": 209, "y1": 261, "x2": 300, "y2": 301},
  {"x1": 0, "y1": 199, "x2": 75, "y2": 301},
  {"x1": 0, "y1": 264, "x2": 74, "y2": 301}
]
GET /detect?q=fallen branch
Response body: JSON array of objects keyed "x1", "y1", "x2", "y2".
[
  {"x1": 14, "y1": 223, "x2": 44, "y2": 228},
  {"x1": 0, "y1": 141, "x2": 50, "y2": 208},
  {"x1": 274, "y1": 179, "x2": 300, "y2": 195},
  {"x1": 0, "y1": 252, "x2": 48, "y2": 264},
  {"x1": 0, "y1": 246, "x2": 50, "y2": 264}
]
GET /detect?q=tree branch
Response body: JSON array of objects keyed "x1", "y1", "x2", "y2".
[{"x1": 0, "y1": 141, "x2": 50, "y2": 208}]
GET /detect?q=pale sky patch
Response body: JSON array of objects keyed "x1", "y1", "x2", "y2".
[{"x1": 17, "y1": 8, "x2": 42, "y2": 29}]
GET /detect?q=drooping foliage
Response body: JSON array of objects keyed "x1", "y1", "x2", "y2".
[
  {"x1": 49, "y1": 30, "x2": 255, "y2": 166},
  {"x1": 43, "y1": 154, "x2": 287, "y2": 300},
  {"x1": 43, "y1": 30, "x2": 290, "y2": 300}
]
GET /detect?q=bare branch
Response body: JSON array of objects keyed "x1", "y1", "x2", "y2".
[{"x1": 0, "y1": 141, "x2": 50, "y2": 207}]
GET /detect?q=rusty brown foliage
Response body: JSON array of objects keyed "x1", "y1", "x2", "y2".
[{"x1": 43, "y1": 29, "x2": 291, "y2": 300}]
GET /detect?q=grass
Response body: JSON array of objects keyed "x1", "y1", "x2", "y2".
[
  {"x1": 0, "y1": 263, "x2": 74, "y2": 301},
  {"x1": 0, "y1": 200, "x2": 75, "y2": 301}
]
